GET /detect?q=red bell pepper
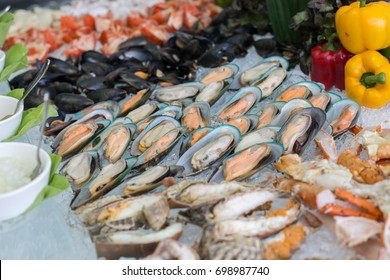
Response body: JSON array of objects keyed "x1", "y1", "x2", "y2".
[{"x1": 310, "y1": 34, "x2": 353, "y2": 91}]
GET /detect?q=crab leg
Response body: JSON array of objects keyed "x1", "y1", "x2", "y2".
[
  {"x1": 335, "y1": 187, "x2": 383, "y2": 220},
  {"x1": 320, "y1": 204, "x2": 378, "y2": 220}
]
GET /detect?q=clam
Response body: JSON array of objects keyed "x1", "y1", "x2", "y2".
[
  {"x1": 252, "y1": 67, "x2": 288, "y2": 98},
  {"x1": 217, "y1": 87, "x2": 262, "y2": 121},
  {"x1": 126, "y1": 102, "x2": 159, "y2": 123},
  {"x1": 326, "y1": 99, "x2": 361, "y2": 137},
  {"x1": 154, "y1": 82, "x2": 204, "y2": 102},
  {"x1": 270, "y1": 98, "x2": 313, "y2": 126},
  {"x1": 61, "y1": 150, "x2": 101, "y2": 192},
  {"x1": 131, "y1": 116, "x2": 180, "y2": 156},
  {"x1": 211, "y1": 142, "x2": 284, "y2": 182},
  {"x1": 235, "y1": 126, "x2": 281, "y2": 153},
  {"x1": 200, "y1": 64, "x2": 239, "y2": 85},
  {"x1": 55, "y1": 120, "x2": 110, "y2": 158},
  {"x1": 94, "y1": 223, "x2": 184, "y2": 259},
  {"x1": 226, "y1": 115, "x2": 258, "y2": 135},
  {"x1": 181, "y1": 102, "x2": 211, "y2": 134},
  {"x1": 106, "y1": 165, "x2": 184, "y2": 196},
  {"x1": 256, "y1": 102, "x2": 284, "y2": 129},
  {"x1": 276, "y1": 107, "x2": 326, "y2": 154},
  {"x1": 135, "y1": 127, "x2": 186, "y2": 169},
  {"x1": 70, "y1": 157, "x2": 138, "y2": 210},
  {"x1": 239, "y1": 56, "x2": 289, "y2": 86},
  {"x1": 176, "y1": 125, "x2": 241, "y2": 176},
  {"x1": 195, "y1": 80, "x2": 231, "y2": 105},
  {"x1": 119, "y1": 88, "x2": 152, "y2": 116}
]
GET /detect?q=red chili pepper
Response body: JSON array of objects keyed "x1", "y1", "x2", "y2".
[{"x1": 311, "y1": 35, "x2": 353, "y2": 91}]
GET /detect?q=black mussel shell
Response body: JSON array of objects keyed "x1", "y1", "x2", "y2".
[
  {"x1": 87, "y1": 88, "x2": 127, "y2": 103},
  {"x1": 80, "y1": 50, "x2": 109, "y2": 64},
  {"x1": 54, "y1": 93, "x2": 95, "y2": 113}
]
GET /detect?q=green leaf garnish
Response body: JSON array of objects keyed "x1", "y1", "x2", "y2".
[
  {"x1": 5, "y1": 103, "x2": 58, "y2": 142},
  {"x1": 0, "y1": 12, "x2": 13, "y2": 47},
  {"x1": 0, "y1": 44, "x2": 28, "y2": 81},
  {"x1": 5, "y1": 88, "x2": 24, "y2": 99}
]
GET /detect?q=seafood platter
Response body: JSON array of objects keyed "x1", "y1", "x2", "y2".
[{"x1": 1, "y1": 0, "x2": 390, "y2": 260}]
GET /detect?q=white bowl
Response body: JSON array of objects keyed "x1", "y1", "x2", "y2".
[
  {"x1": 0, "y1": 95, "x2": 24, "y2": 141},
  {"x1": 0, "y1": 50, "x2": 5, "y2": 73},
  {"x1": 0, "y1": 143, "x2": 51, "y2": 221}
]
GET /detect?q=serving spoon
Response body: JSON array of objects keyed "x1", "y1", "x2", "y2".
[
  {"x1": 0, "y1": 5, "x2": 11, "y2": 18},
  {"x1": 0, "y1": 59, "x2": 50, "y2": 122},
  {"x1": 31, "y1": 92, "x2": 50, "y2": 180}
]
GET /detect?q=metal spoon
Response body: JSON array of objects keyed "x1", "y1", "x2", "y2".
[
  {"x1": 0, "y1": 59, "x2": 50, "y2": 121},
  {"x1": 31, "y1": 93, "x2": 50, "y2": 180},
  {"x1": 0, "y1": 5, "x2": 11, "y2": 18}
]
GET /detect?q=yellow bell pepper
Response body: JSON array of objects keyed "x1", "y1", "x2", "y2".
[
  {"x1": 335, "y1": 0, "x2": 390, "y2": 54},
  {"x1": 345, "y1": 50, "x2": 390, "y2": 108}
]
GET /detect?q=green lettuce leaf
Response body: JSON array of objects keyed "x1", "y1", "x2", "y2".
[
  {"x1": 5, "y1": 88, "x2": 24, "y2": 99},
  {"x1": 26, "y1": 154, "x2": 70, "y2": 212},
  {"x1": 0, "y1": 44, "x2": 28, "y2": 81},
  {"x1": 5, "y1": 103, "x2": 58, "y2": 142},
  {"x1": 0, "y1": 12, "x2": 13, "y2": 48}
]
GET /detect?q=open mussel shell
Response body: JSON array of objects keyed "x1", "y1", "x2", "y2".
[
  {"x1": 309, "y1": 91, "x2": 342, "y2": 111},
  {"x1": 176, "y1": 125, "x2": 241, "y2": 176},
  {"x1": 235, "y1": 126, "x2": 281, "y2": 153},
  {"x1": 195, "y1": 79, "x2": 232, "y2": 106},
  {"x1": 199, "y1": 63, "x2": 239, "y2": 85},
  {"x1": 210, "y1": 142, "x2": 284, "y2": 183},
  {"x1": 60, "y1": 150, "x2": 101, "y2": 193},
  {"x1": 270, "y1": 98, "x2": 313, "y2": 126},
  {"x1": 274, "y1": 81, "x2": 322, "y2": 102},
  {"x1": 181, "y1": 102, "x2": 211, "y2": 135},
  {"x1": 251, "y1": 67, "x2": 289, "y2": 98},
  {"x1": 326, "y1": 98, "x2": 361, "y2": 137},
  {"x1": 136, "y1": 105, "x2": 183, "y2": 133},
  {"x1": 70, "y1": 157, "x2": 138, "y2": 210},
  {"x1": 226, "y1": 114, "x2": 258, "y2": 135},
  {"x1": 126, "y1": 102, "x2": 159, "y2": 124},
  {"x1": 153, "y1": 82, "x2": 204, "y2": 102},
  {"x1": 94, "y1": 223, "x2": 184, "y2": 259},
  {"x1": 53, "y1": 119, "x2": 111, "y2": 159},
  {"x1": 68, "y1": 101, "x2": 120, "y2": 121},
  {"x1": 239, "y1": 56, "x2": 289, "y2": 86},
  {"x1": 254, "y1": 101, "x2": 285, "y2": 128},
  {"x1": 216, "y1": 86, "x2": 262, "y2": 121},
  {"x1": 83, "y1": 117, "x2": 136, "y2": 153},
  {"x1": 119, "y1": 87, "x2": 152, "y2": 116},
  {"x1": 276, "y1": 107, "x2": 326, "y2": 155},
  {"x1": 135, "y1": 127, "x2": 186, "y2": 170},
  {"x1": 131, "y1": 116, "x2": 181, "y2": 156},
  {"x1": 105, "y1": 165, "x2": 184, "y2": 197},
  {"x1": 180, "y1": 126, "x2": 213, "y2": 156}
]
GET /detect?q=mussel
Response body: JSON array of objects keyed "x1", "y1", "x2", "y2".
[
  {"x1": 200, "y1": 64, "x2": 238, "y2": 85},
  {"x1": 181, "y1": 102, "x2": 211, "y2": 134},
  {"x1": 154, "y1": 82, "x2": 204, "y2": 102}
]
